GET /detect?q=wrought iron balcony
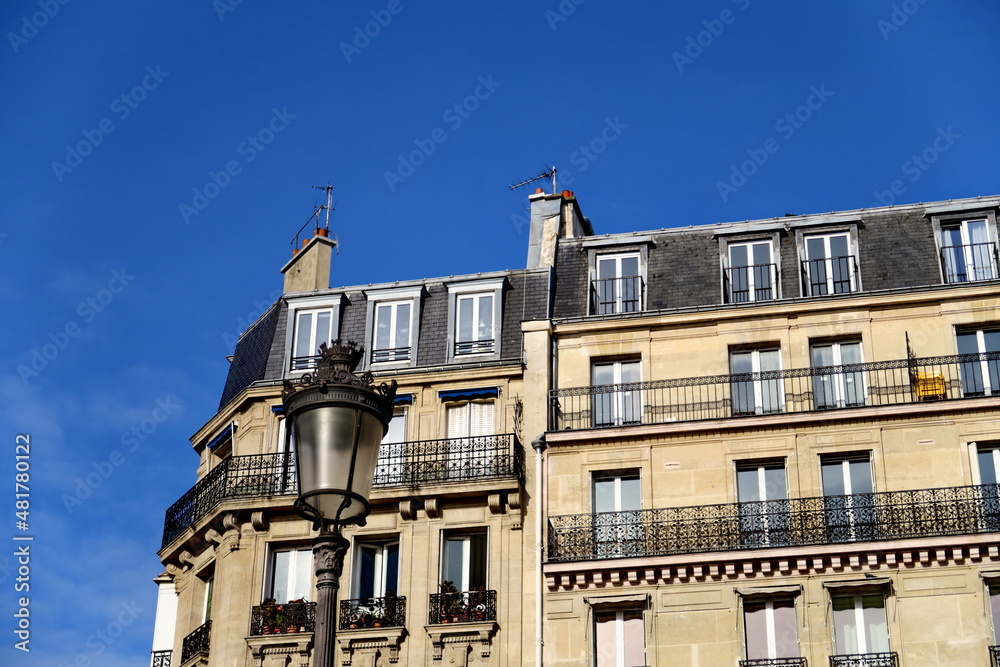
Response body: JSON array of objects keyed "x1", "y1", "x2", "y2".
[
  {"x1": 373, "y1": 433, "x2": 523, "y2": 487},
  {"x1": 455, "y1": 339, "x2": 495, "y2": 355},
  {"x1": 549, "y1": 351, "x2": 1000, "y2": 431},
  {"x1": 547, "y1": 482, "x2": 1000, "y2": 562},
  {"x1": 801, "y1": 255, "x2": 858, "y2": 296},
  {"x1": 371, "y1": 346, "x2": 411, "y2": 364},
  {"x1": 724, "y1": 263, "x2": 778, "y2": 303},
  {"x1": 591, "y1": 275, "x2": 644, "y2": 315},
  {"x1": 428, "y1": 589, "x2": 497, "y2": 624},
  {"x1": 941, "y1": 242, "x2": 999, "y2": 283},
  {"x1": 249, "y1": 601, "x2": 317, "y2": 636},
  {"x1": 340, "y1": 596, "x2": 406, "y2": 630},
  {"x1": 741, "y1": 659, "x2": 807, "y2": 667},
  {"x1": 181, "y1": 620, "x2": 211, "y2": 664},
  {"x1": 990, "y1": 644, "x2": 1000, "y2": 667},
  {"x1": 151, "y1": 650, "x2": 172, "y2": 667},
  {"x1": 828, "y1": 652, "x2": 897, "y2": 667},
  {"x1": 161, "y1": 453, "x2": 297, "y2": 548}
]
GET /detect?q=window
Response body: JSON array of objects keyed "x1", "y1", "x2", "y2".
[
  {"x1": 736, "y1": 460, "x2": 789, "y2": 547},
  {"x1": 285, "y1": 295, "x2": 344, "y2": 373},
  {"x1": 365, "y1": 286, "x2": 423, "y2": 367},
  {"x1": 811, "y1": 340, "x2": 865, "y2": 409},
  {"x1": 594, "y1": 607, "x2": 645, "y2": 667},
  {"x1": 743, "y1": 597, "x2": 799, "y2": 661},
  {"x1": 831, "y1": 592, "x2": 890, "y2": 656},
  {"x1": 203, "y1": 575, "x2": 214, "y2": 623},
  {"x1": 957, "y1": 327, "x2": 1000, "y2": 397},
  {"x1": 988, "y1": 581, "x2": 1000, "y2": 647},
  {"x1": 353, "y1": 540, "x2": 399, "y2": 599},
  {"x1": 802, "y1": 232, "x2": 858, "y2": 296},
  {"x1": 940, "y1": 218, "x2": 997, "y2": 283},
  {"x1": 446, "y1": 278, "x2": 504, "y2": 361},
  {"x1": 971, "y1": 442, "x2": 1000, "y2": 531},
  {"x1": 266, "y1": 547, "x2": 312, "y2": 603},
  {"x1": 593, "y1": 472, "x2": 642, "y2": 558},
  {"x1": 726, "y1": 240, "x2": 777, "y2": 303},
  {"x1": 821, "y1": 454, "x2": 875, "y2": 542},
  {"x1": 441, "y1": 532, "x2": 487, "y2": 592},
  {"x1": 592, "y1": 252, "x2": 643, "y2": 315},
  {"x1": 446, "y1": 401, "x2": 495, "y2": 479},
  {"x1": 592, "y1": 360, "x2": 642, "y2": 427},
  {"x1": 374, "y1": 407, "x2": 407, "y2": 485},
  {"x1": 730, "y1": 348, "x2": 783, "y2": 416}
]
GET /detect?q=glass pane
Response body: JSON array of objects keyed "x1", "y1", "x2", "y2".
[
  {"x1": 751, "y1": 242, "x2": 771, "y2": 265},
  {"x1": 469, "y1": 533, "x2": 487, "y2": 589},
  {"x1": 594, "y1": 478, "x2": 616, "y2": 513},
  {"x1": 458, "y1": 298, "x2": 473, "y2": 342},
  {"x1": 621, "y1": 256, "x2": 639, "y2": 277},
  {"x1": 621, "y1": 612, "x2": 645, "y2": 666},
  {"x1": 479, "y1": 295, "x2": 493, "y2": 340},
  {"x1": 806, "y1": 237, "x2": 827, "y2": 260},
  {"x1": 620, "y1": 476, "x2": 641, "y2": 511},
  {"x1": 737, "y1": 468, "x2": 761, "y2": 502},
  {"x1": 357, "y1": 545, "x2": 376, "y2": 599},
  {"x1": 984, "y1": 330, "x2": 1000, "y2": 353},
  {"x1": 731, "y1": 351, "x2": 753, "y2": 374},
  {"x1": 384, "y1": 543, "x2": 399, "y2": 596},
  {"x1": 832, "y1": 595, "x2": 859, "y2": 654},
  {"x1": 829, "y1": 234, "x2": 849, "y2": 258},
  {"x1": 593, "y1": 364, "x2": 614, "y2": 385},
  {"x1": 395, "y1": 303, "x2": 411, "y2": 347},
  {"x1": 271, "y1": 551, "x2": 290, "y2": 602},
  {"x1": 597, "y1": 257, "x2": 616, "y2": 280},
  {"x1": 991, "y1": 587, "x2": 1000, "y2": 641},
  {"x1": 862, "y1": 594, "x2": 888, "y2": 652},
  {"x1": 443, "y1": 538, "x2": 467, "y2": 589},
  {"x1": 315, "y1": 311, "x2": 331, "y2": 347},
  {"x1": 594, "y1": 611, "x2": 616, "y2": 667},
  {"x1": 292, "y1": 550, "x2": 311, "y2": 601},
  {"x1": 294, "y1": 312, "x2": 313, "y2": 357},
  {"x1": 849, "y1": 459, "x2": 874, "y2": 494},
  {"x1": 743, "y1": 600, "x2": 769, "y2": 659},
  {"x1": 822, "y1": 460, "x2": 846, "y2": 496},
  {"x1": 968, "y1": 219, "x2": 989, "y2": 244},
  {"x1": 943, "y1": 226, "x2": 964, "y2": 246},
  {"x1": 980, "y1": 448, "x2": 999, "y2": 485},
  {"x1": 772, "y1": 599, "x2": 798, "y2": 657},
  {"x1": 764, "y1": 466, "x2": 787, "y2": 501},
  {"x1": 375, "y1": 305, "x2": 392, "y2": 350},
  {"x1": 731, "y1": 245, "x2": 749, "y2": 267}
]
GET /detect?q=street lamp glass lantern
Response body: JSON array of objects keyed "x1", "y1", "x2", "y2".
[{"x1": 282, "y1": 341, "x2": 396, "y2": 528}]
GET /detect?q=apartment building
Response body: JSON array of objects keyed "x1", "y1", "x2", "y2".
[{"x1": 151, "y1": 190, "x2": 1000, "y2": 667}]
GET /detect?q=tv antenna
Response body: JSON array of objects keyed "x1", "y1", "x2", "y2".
[
  {"x1": 312, "y1": 184, "x2": 334, "y2": 231},
  {"x1": 509, "y1": 166, "x2": 557, "y2": 195}
]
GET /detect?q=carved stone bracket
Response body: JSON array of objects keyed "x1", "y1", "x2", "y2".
[
  {"x1": 337, "y1": 627, "x2": 406, "y2": 666},
  {"x1": 425, "y1": 621, "x2": 498, "y2": 664},
  {"x1": 424, "y1": 498, "x2": 441, "y2": 519},
  {"x1": 487, "y1": 494, "x2": 504, "y2": 515},
  {"x1": 246, "y1": 634, "x2": 313, "y2": 667},
  {"x1": 251, "y1": 510, "x2": 269, "y2": 532},
  {"x1": 507, "y1": 491, "x2": 523, "y2": 531},
  {"x1": 398, "y1": 499, "x2": 420, "y2": 521}
]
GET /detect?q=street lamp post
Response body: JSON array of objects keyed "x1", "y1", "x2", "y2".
[{"x1": 283, "y1": 341, "x2": 396, "y2": 667}]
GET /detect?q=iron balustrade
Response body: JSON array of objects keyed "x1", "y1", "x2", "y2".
[
  {"x1": 801, "y1": 255, "x2": 858, "y2": 296},
  {"x1": 828, "y1": 653, "x2": 898, "y2": 667},
  {"x1": 373, "y1": 434, "x2": 523, "y2": 487},
  {"x1": 181, "y1": 620, "x2": 211, "y2": 664},
  {"x1": 428, "y1": 589, "x2": 497, "y2": 624},
  {"x1": 941, "y1": 242, "x2": 999, "y2": 283},
  {"x1": 990, "y1": 645, "x2": 1000, "y2": 667},
  {"x1": 371, "y1": 346, "x2": 411, "y2": 363},
  {"x1": 549, "y1": 351, "x2": 1000, "y2": 431},
  {"x1": 161, "y1": 453, "x2": 297, "y2": 548},
  {"x1": 741, "y1": 659, "x2": 807, "y2": 667},
  {"x1": 547, "y1": 482, "x2": 1000, "y2": 562},
  {"x1": 151, "y1": 650, "x2": 172, "y2": 667},
  {"x1": 290, "y1": 354, "x2": 321, "y2": 371},
  {"x1": 249, "y1": 601, "x2": 317, "y2": 636},
  {"x1": 455, "y1": 339, "x2": 495, "y2": 355},
  {"x1": 724, "y1": 263, "x2": 778, "y2": 303},
  {"x1": 591, "y1": 276, "x2": 644, "y2": 315},
  {"x1": 339, "y1": 596, "x2": 406, "y2": 630}
]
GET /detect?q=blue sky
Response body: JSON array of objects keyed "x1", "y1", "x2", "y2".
[{"x1": 2, "y1": 1, "x2": 999, "y2": 665}]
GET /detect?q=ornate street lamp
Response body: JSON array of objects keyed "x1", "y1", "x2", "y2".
[{"x1": 282, "y1": 341, "x2": 396, "y2": 667}]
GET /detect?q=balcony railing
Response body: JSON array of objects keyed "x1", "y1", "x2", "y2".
[
  {"x1": 151, "y1": 650, "x2": 172, "y2": 667},
  {"x1": 428, "y1": 589, "x2": 497, "y2": 624},
  {"x1": 801, "y1": 255, "x2": 858, "y2": 296},
  {"x1": 547, "y1": 482, "x2": 1000, "y2": 562},
  {"x1": 549, "y1": 351, "x2": 1000, "y2": 431},
  {"x1": 373, "y1": 434, "x2": 523, "y2": 487},
  {"x1": 990, "y1": 644, "x2": 1000, "y2": 667},
  {"x1": 455, "y1": 339, "x2": 495, "y2": 356},
  {"x1": 591, "y1": 276, "x2": 644, "y2": 315},
  {"x1": 828, "y1": 653, "x2": 897, "y2": 667},
  {"x1": 181, "y1": 621, "x2": 211, "y2": 664},
  {"x1": 741, "y1": 659, "x2": 807, "y2": 667},
  {"x1": 249, "y1": 601, "x2": 317, "y2": 636},
  {"x1": 339, "y1": 596, "x2": 406, "y2": 630},
  {"x1": 372, "y1": 346, "x2": 411, "y2": 364},
  {"x1": 724, "y1": 263, "x2": 778, "y2": 303},
  {"x1": 161, "y1": 453, "x2": 297, "y2": 548},
  {"x1": 941, "y1": 242, "x2": 999, "y2": 283}
]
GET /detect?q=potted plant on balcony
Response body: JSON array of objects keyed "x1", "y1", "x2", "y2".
[
  {"x1": 468, "y1": 586, "x2": 488, "y2": 622},
  {"x1": 286, "y1": 598, "x2": 308, "y2": 632},
  {"x1": 258, "y1": 598, "x2": 285, "y2": 634},
  {"x1": 438, "y1": 580, "x2": 465, "y2": 623}
]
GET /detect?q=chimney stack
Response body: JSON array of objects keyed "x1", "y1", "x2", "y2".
[
  {"x1": 525, "y1": 190, "x2": 592, "y2": 269},
  {"x1": 281, "y1": 230, "x2": 338, "y2": 292}
]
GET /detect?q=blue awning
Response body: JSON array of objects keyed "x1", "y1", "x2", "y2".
[
  {"x1": 395, "y1": 394, "x2": 413, "y2": 406},
  {"x1": 438, "y1": 387, "x2": 499, "y2": 401},
  {"x1": 208, "y1": 424, "x2": 234, "y2": 450},
  {"x1": 271, "y1": 405, "x2": 284, "y2": 414}
]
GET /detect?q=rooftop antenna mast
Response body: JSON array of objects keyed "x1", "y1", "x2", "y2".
[
  {"x1": 508, "y1": 166, "x2": 557, "y2": 195},
  {"x1": 312, "y1": 184, "x2": 334, "y2": 231}
]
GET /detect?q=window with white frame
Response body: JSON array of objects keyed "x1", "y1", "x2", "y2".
[
  {"x1": 830, "y1": 591, "x2": 890, "y2": 657},
  {"x1": 811, "y1": 340, "x2": 865, "y2": 409},
  {"x1": 821, "y1": 453, "x2": 875, "y2": 542},
  {"x1": 957, "y1": 327, "x2": 1000, "y2": 397},
  {"x1": 441, "y1": 532, "x2": 487, "y2": 592},
  {"x1": 736, "y1": 460, "x2": 789, "y2": 548},
  {"x1": 988, "y1": 580, "x2": 1000, "y2": 646},
  {"x1": 374, "y1": 407, "x2": 407, "y2": 485},
  {"x1": 445, "y1": 401, "x2": 495, "y2": 479},
  {"x1": 265, "y1": 547, "x2": 312, "y2": 603},
  {"x1": 971, "y1": 441, "x2": 1000, "y2": 531},
  {"x1": 592, "y1": 252, "x2": 643, "y2": 315},
  {"x1": 446, "y1": 278, "x2": 504, "y2": 361},
  {"x1": 730, "y1": 348, "x2": 783, "y2": 416},
  {"x1": 591, "y1": 359, "x2": 641, "y2": 427},
  {"x1": 365, "y1": 286, "x2": 423, "y2": 367},
  {"x1": 290, "y1": 308, "x2": 335, "y2": 370},
  {"x1": 726, "y1": 240, "x2": 777, "y2": 303},
  {"x1": 742, "y1": 595, "x2": 800, "y2": 661},
  {"x1": 202, "y1": 574, "x2": 215, "y2": 623},
  {"x1": 592, "y1": 471, "x2": 642, "y2": 558},
  {"x1": 940, "y1": 218, "x2": 998, "y2": 283},
  {"x1": 802, "y1": 231, "x2": 858, "y2": 296},
  {"x1": 594, "y1": 607, "x2": 645, "y2": 667},
  {"x1": 353, "y1": 540, "x2": 400, "y2": 599}
]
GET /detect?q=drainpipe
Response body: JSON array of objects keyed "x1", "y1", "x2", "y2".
[{"x1": 531, "y1": 434, "x2": 548, "y2": 667}]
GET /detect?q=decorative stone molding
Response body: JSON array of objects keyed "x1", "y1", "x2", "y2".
[
  {"x1": 246, "y1": 634, "x2": 313, "y2": 667},
  {"x1": 398, "y1": 499, "x2": 419, "y2": 521},
  {"x1": 487, "y1": 494, "x2": 504, "y2": 515},
  {"x1": 178, "y1": 550, "x2": 194, "y2": 569},
  {"x1": 507, "y1": 491, "x2": 523, "y2": 530},
  {"x1": 424, "y1": 498, "x2": 441, "y2": 519},
  {"x1": 337, "y1": 627, "x2": 406, "y2": 665},
  {"x1": 544, "y1": 540, "x2": 1000, "y2": 591},
  {"x1": 251, "y1": 510, "x2": 269, "y2": 532},
  {"x1": 425, "y1": 621, "x2": 497, "y2": 664}
]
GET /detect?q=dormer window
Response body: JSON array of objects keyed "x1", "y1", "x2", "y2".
[
  {"x1": 446, "y1": 278, "x2": 504, "y2": 362},
  {"x1": 940, "y1": 218, "x2": 998, "y2": 283},
  {"x1": 364, "y1": 286, "x2": 424, "y2": 368},
  {"x1": 725, "y1": 240, "x2": 777, "y2": 303},
  {"x1": 285, "y1": 295, "x2": 344, "y2": 373},
  {"x1": 593, "y1": 252, "x2": 642, "y2": 315},
  {"x1": 799, "y1": 230, "x2": 860, "y2": 296}
]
